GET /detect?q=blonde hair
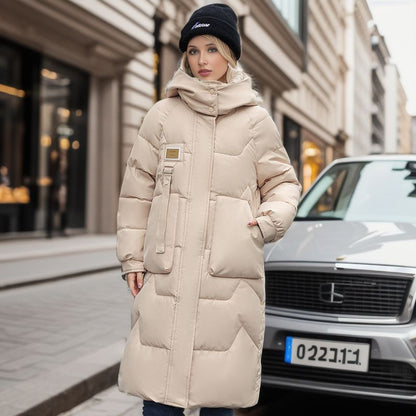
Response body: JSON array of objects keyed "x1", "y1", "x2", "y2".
[{"x1": 181, "y1": 35, "x2": 237, "y2": 77}]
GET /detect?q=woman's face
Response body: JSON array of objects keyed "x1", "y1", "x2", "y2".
[{"x1": 186, "y1": 36, "x2": 228, "y2": 82}]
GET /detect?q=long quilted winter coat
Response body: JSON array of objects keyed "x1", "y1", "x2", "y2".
[{"x1": 116, "y1": 67, "x2": 301, "y2": 409}]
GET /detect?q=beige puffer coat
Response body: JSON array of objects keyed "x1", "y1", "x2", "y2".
[{"x1": 116, "y1": 67, "x2": 301, "y2": 409}]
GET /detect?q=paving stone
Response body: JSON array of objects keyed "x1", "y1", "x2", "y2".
[
  {"x1": 1, "y1": 403, "x2": 23, "y2": 416},
  {"x1": 0, "y1": 378, "x2": 18, "y2": 390},
  {"x1": 0, "y1": 277, "x2": 129, "y2": 412},
  {"x1": 0, "y1": 250, "x2": 118, "y2": 289},
  {"x1": 0, "y1": 234, "x2": 116, "y2": 262},
  {"x1": 0, "y1": 353, "x2": 48, "y2": 371},
  {"x1": 0, "y1": 345, "x2": 25, "y2": 365},
  {"x1": 96, "y1": 387, "x2": 139, "y2": 403},
  {"x1": 58, "y1": 385, "x2": 209, "y2": 416},
  {"x1": 0, "y1": 366, "x2": 40, "y2": 382},
  {"x1": 58, "y1": 385, "x2": 142, "y2": 416},
  {"x1": 0, "y1": 235, "x2": 142, "y2": 415},
  {"x1": 0, "y1": 342, "x2": 122, "y2": 415}
]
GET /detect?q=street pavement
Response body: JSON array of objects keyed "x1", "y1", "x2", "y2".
[
  {"x1": 0, "y1": 234, "x2": 143, "y2": 416},
  {"x1": 0, "y1": 234, "x2": 119, "y2": 290},
  {"x1": 58, "y1": 385, "x2": 141, "y2": 416}
]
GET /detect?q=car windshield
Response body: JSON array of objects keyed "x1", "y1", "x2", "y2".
[{"x1": 296, "y1": 160, "x2": 416, "y2": 223}]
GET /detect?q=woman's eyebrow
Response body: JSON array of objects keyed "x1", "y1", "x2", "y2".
[{"x1": 187, "y1": 43, "x2": 216, "y2": 48}]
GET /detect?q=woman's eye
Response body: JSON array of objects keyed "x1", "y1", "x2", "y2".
[
  {"x1": 208, "y1": 47, "x2": 218, "y2": 53},
  {"x1": 188, "y1": 49, "x2": 198, "y2": 55}
]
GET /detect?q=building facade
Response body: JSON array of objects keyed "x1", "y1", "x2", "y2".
[
  {"x1": 0, "y1": 0, "x2": 155, "y2": 237},
  {"x1": 384, "y1": 63, "x2": 412, "y2": 154},
  {"x1": 344, "y1": 0, "x2": 373, "y2": 156},
  {"x1": 278, "y1": 0, "x2": 348, "y2": 191},
  {"x1": 0, "y1": 0, "x2": 308, "y2": 238},
  {"x1": 370, "y1": 24, "x2": 389, "y2": 154},
  {"x1": 0, "y1": 0, "x2": 411, "y2": 239},
  {"x1": 396, "y1": 77, "x2": 412, "y2": 154}
]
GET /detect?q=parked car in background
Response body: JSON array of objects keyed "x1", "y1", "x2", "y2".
[{"x1": 262, "y1": 154, "x2": 416, "y2": 403}]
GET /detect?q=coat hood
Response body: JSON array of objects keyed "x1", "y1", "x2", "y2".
[{"x1": 165, "y1": 66, "x2": 261, "y2": 116}]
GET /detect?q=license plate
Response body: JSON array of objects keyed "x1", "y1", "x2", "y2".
[{"x1": 284, "y1": 336, "x2": 370, "y2": 372}]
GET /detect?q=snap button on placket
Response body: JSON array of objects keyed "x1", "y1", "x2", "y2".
[
  {"x1": 209, "y1": 88, "x2": 215, "y2": 95},
  {"x1": 209, "y1": 106, "x2": 214, "y2": 113}
]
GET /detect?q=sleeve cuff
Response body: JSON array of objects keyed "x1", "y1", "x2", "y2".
[{"x1": 256, "y1": 215, "x2": 277, "y2": 243}]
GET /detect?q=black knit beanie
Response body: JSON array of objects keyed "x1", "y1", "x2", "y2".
[{"x1": 179, "y1": 3, "x2": 241, "y2": 60}]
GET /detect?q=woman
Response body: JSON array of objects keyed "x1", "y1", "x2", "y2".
[{"x1": 116, "y1": 3, "x2": 301, "y2": 415}]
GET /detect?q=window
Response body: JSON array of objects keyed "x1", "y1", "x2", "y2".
[
  {"x1": 302, "y1": 140, "x2": 324, "y2": 192},
  {"x1": 271, "y1": 0, "x2": 303, "y2": 37},
  {"x1": 297, "y1": 160, "x2": 416, "y2": 223},
  {"x1": 0, "y1": 40, "x2": 30, "y2": 233},
  {"x1": 0, "y1": 36, "x2": 89, "y2": 236},
  {"x1": 38, "y1": 57, "x2": 89, "y2": 234}
]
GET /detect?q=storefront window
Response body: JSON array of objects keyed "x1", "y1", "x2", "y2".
[
  {"x1": 38, "y1": 58, "x2": 88, "y2": 236},
  {"x1": 283, "y1": 116, "x2": 327, "y2": 194},
  {"x1": 0, "y1": 37, "x2": 88, "y2": 237},
  {"x1": 0, "y1": 41, "x2": 29, "y2": 232},
  {"x1": 301, "y1": 140, "x2": 324, "y2": 192},
  {"x1": 283, "y1": 116, "x2": 301, "y2": 179}
]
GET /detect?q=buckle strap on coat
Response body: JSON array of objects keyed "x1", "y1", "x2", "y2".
[{"x1": 156, "y1": 166, "x2": 174, "y2": 254}]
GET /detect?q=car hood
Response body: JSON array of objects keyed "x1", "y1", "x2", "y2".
[{"x1": 264, "y1": 221, "x2": 416, "y2": 268}]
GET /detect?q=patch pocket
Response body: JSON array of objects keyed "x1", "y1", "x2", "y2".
[
  {"x1": 208, "y1": 196, "x2": 264, "y2": 279},
  {"x1": 143, "y1": 193, "x2": 179, "y2": 274}
]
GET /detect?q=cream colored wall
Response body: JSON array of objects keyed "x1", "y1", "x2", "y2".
[
  {"x1": 398, "y1": 83, "x2": 412, "y2": 153},
  {"x1": 384, "y1": 63, "x2": 399, "y2": 153},
  {"x1": 412, "y1": 117, "x2": 416, "y2": 153},
  {"x1": 121, "y1": 50, "x2": 155, "y2": 164},
  {"x1": 383, "y1": 62, "x2": 411, "y2": 154},
  {"x1": 82, "y1": 0, "x2": 157, "y2": 233},
  {"x1": 352, "y1": 28, "x2": 373, "y2": 155},
  {"x1": 280, "y1": 0, "x2": 347, "y2": 149},
  {"x1": 344, "y1": 0, "x2": 373, "y2": 156},
  {"x1": 69, "y1": 0, "x2": 154, "y2": 46}
]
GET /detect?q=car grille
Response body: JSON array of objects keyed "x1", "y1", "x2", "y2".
[
  {"x1": 265, "y1": 270, "x2": 412, "y2": 316},
  {"x1": 262, "y1": 349, "x2": 416, "y2": 395}
]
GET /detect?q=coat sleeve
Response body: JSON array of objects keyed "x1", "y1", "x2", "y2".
[
  {"x1": 116, "y1": 107, "x2": 161, "y2": 274},
  {"x1": 253, "y1": 113, "x2": 302, "y2": 244}
]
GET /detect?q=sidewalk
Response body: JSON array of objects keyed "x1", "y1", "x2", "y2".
[
  {"x1": 59, "y1": 385, "x2": 142, "y2": 416},
  {"x1": 0, "y1": 234, "x2": 130, "y2": 416},
  {"x1": 0, "y1": 234, "x2": 119, "y2": 289}
]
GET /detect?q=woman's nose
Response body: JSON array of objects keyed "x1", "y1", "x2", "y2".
[{"x1": 199, "y1": 52, "x2": 207, "y2": 65}]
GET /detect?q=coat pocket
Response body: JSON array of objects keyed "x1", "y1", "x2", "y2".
[
  {"x1": 143, "y1": 181, "x2": 179, "y2": 274},
  {"x1": 208, "y1": 196, "x2": 264, "y2": 278}
]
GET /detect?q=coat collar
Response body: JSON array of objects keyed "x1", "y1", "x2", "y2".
[{"x1": 165, "y1": 66, "x2": 261, "y2": 116}]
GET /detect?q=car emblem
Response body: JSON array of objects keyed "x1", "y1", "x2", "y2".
[{"x1": 319, "y1": 282, "x2": 344, "y2": 304}]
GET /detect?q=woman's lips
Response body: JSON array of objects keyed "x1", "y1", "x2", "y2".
[{"x1": 198, "y1": 69, "x2": 212, "y2": 76}]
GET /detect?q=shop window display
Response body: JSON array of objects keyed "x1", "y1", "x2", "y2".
[
  {"x1": 0, "y1": 41, "x2": 29, "y2": 232},
  {"x1": 0, "y1": 37, "x2": 88, "y2": 236}
]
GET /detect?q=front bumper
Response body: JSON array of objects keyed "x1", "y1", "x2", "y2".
[{"x1": 262, "y1": 312, "x2": 416, "y2": 403}]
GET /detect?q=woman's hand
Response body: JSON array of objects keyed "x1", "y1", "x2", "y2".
[
  {"x1": 248, "y1": 219, "x2": 258, "y2": 226},
  {"x1": 126, "y1": 272, "x2": 145, "y2": 297}
]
